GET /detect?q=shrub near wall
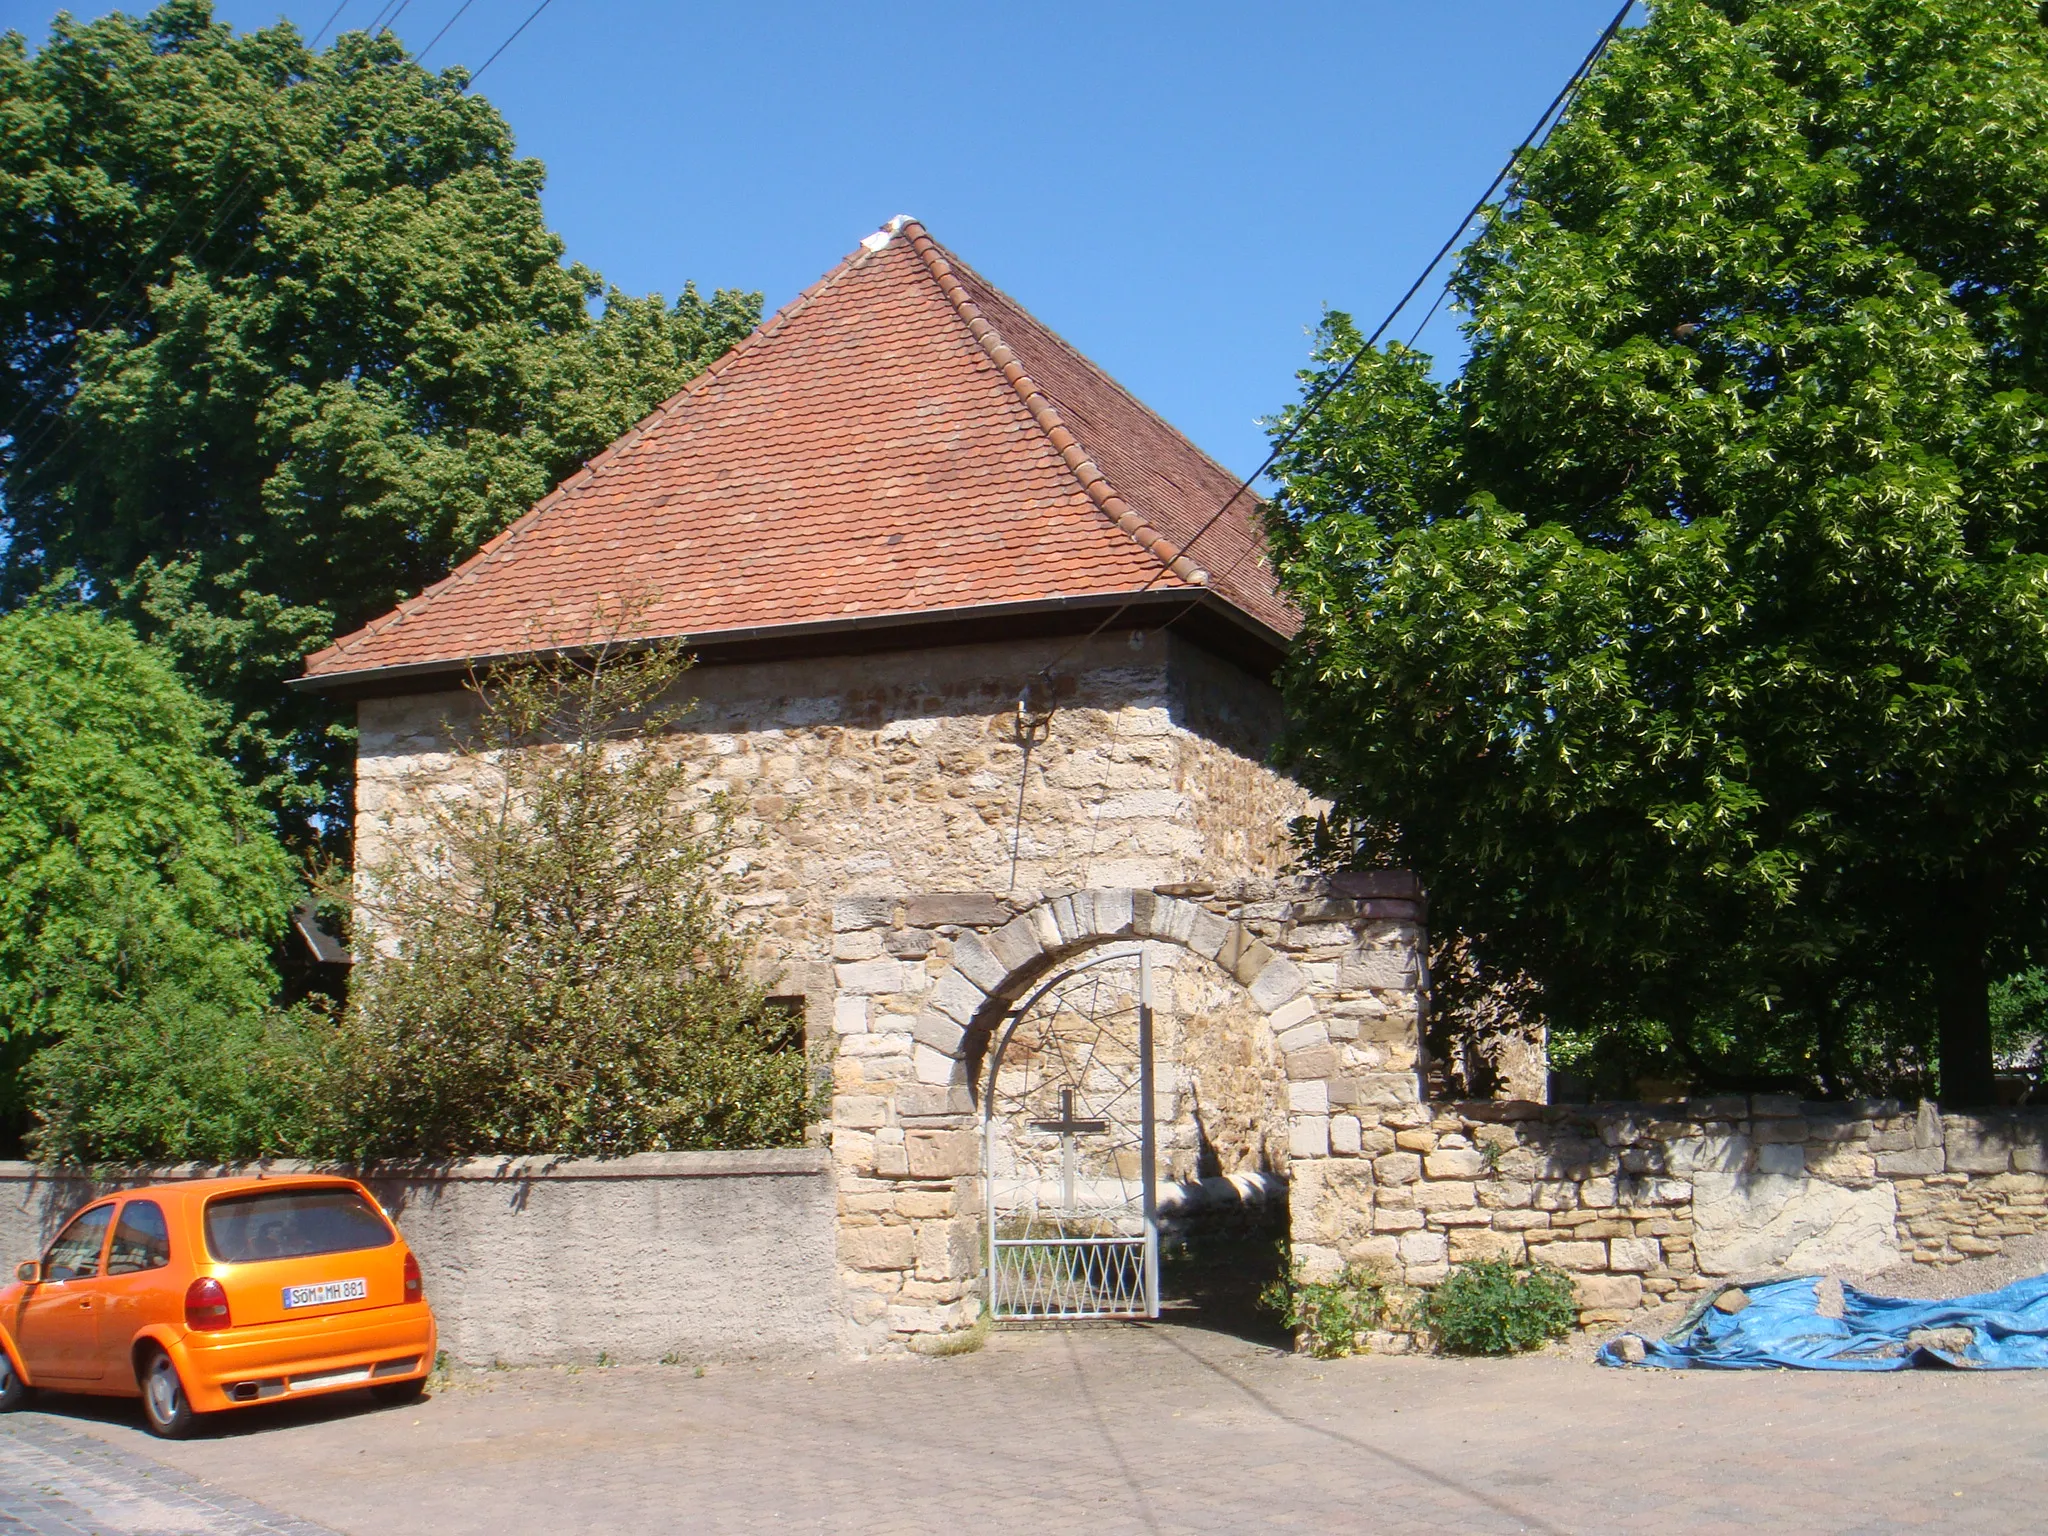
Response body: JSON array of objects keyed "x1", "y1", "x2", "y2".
[{"x1": 1421, "y1": 1260, "x2": 1577, "y2": 1355}]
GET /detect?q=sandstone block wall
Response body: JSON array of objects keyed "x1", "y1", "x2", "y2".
[
  {"x1": 347, "y1": 630, "x2": 2048, "y2": 1354},
  {"x1": 1317, "y1": 1096, "x2": 2048, "y2": 1340},
  {"x1": 353, "y1": 631, "x2": 1331, "y2": 1355},
  {"x1": 355, "y1": 631, "x2": 1315, "y2": 1043},
  {"x1": 831, "y1": 875, "x2": 1428, "y2": 1352}
]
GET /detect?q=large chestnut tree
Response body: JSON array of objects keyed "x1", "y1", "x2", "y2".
[{"x1": 1268, "y1": 0, "x2": 2048, "y2": 1103}]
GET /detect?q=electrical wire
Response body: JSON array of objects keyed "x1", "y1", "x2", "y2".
[
  {"x1": 1027, "y1": 0, "x2": 1638, "y2": 693},
  {"x1": 414, "y1": 0, "x2": 477, "y2": 66},
  {"x1": 1182, "y1": 0, "x2": 1631, "y2": 614},
  {"x1": 310, "y1": 0, "x2": 353, "y2": 47},
  {"x1": 0, "y1": 0, "x2": 390, "y2": 451},
  {"x1": 1, "y1": 0, "x2": 374, "y2": 448},
  {"x1": 1187, "y1": 4, "x2": 1630, "y2": 618},
  {"x1": 465, "y1": 0, "x2": 555, "y2": 88}
]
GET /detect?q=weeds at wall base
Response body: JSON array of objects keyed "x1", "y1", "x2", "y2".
[
  {"x1": 1260, "y1": 1263, "x2": 1389, "y2": 1359},
  {"x1": 908, "y1": 1305, "x2": 991, "y2": 1358},
  {"x1": 1420, "y1": 1260, "x2": 1578, "y2": 1356}
]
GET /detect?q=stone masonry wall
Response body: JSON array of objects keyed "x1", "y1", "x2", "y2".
[
  {"x1": 829, "y1": 873, "x2": 1428, "y2": 1353},
  {"x1": 352, "y1": 630, "x2": 1330, "y2": 1355},
  {"x1": 1314, "y1": 1095, "x2": 2048, "y2": 1344},
  {"x1": 354, "y1": 631, "x2": 1315, "y2": 1042}
]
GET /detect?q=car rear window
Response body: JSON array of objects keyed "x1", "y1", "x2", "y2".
[{"x1": 204, "y1": 1187, "x2": 395, "y2": 1264}]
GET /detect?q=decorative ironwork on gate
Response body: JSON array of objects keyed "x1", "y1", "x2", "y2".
[{"x1": 983, "y1": 949, "x2": 1158, "y2": 1320}]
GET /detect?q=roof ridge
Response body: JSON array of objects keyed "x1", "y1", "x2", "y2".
[
  {"x1": 307, "y1": 238, "x2": 888, "y2": 668},
  {"x1": 931, "y1": 246, "x2": 1256, "y2": 503},
  {"x1": 898, "y1": 220, "x2": 1210, "y2": 590}
]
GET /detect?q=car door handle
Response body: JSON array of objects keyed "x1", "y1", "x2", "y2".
[{"x1": 77, "y1": 1299, "x2": 91, "y2": 1309}]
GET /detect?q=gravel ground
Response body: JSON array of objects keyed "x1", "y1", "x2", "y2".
[{"x1": 1839, "y1": 1234, "x2": 2048, "y2": 1299}]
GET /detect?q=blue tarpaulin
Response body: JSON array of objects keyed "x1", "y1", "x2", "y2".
[{"x1": 1598, "y1": 1273, "x2": 2048, "y2": 1370}]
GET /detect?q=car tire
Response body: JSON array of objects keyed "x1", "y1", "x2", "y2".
[
  {"x1": 0, "y1": 1348, "x2": 30, "y2": 1412},
  {"x1": 139, "y1": 1347, "x2": 198, "y2": 1439},
  {"x1": 370, "y1": 1375, "x2": 427, "y2": 1405}
]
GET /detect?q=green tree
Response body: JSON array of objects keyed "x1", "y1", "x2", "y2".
[
  {"x1": 0, "y1": 2, "x2": 760, "y2": 845},
  {"x1": 1268, "y1": 0, "x2": 2048, "y2": 1104},
  {"x1": 321, "y1": 637, "x2": 812, "y2": 1159},
  {"x1": 25, "y1": 979, "x2": 327, "y2": 1165},
  {"x1": 0, "y1": 601, "x2": 306, "y2": 1152}
]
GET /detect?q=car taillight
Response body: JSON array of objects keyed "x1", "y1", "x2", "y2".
[
  {"x1": 403, "y1": 1252, "x2": 422, "y2": 1303},
  {"x1": 184, "y1": 1276, "x2": 231, "y2": 1332}
]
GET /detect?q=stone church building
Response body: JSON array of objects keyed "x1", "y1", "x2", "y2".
[{"x1": 301, "y1": 218, "x2": 1433, "y2": 1351}]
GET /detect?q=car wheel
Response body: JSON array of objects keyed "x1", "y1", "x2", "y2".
[
  {"x1": 370, "y1": 1375, "x2": 427, "y2": 1405},
  {"x1": 0, "y1": 1348, "x2": 30, "y2": 1411},
  {"x1": 139, "y1": 1348, "x2": 198, "y2": 1439}
]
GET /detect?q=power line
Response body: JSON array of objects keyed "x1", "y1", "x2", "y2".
[
  {"x1": 1, "y1": 3, "x2": 368, "y2": 449},
  {"x1": 1033, "y1": 0, "x2": 1638, "y2": 691},
  {"x1": 415, "y1": 0, "x2": 477, "y2": 65},
  {"x1": 1187, "y1": 0, "x2": 1632, "y2": 610},
  {"x1": 311, "y1": 1, "x2": 353, "y2": 47},
  {"x1": 0, "y1": 0, "x2": 378, "y2": 451},
  {"x1": 466, "y1": 0, "x2": 555, "y2": 89}
]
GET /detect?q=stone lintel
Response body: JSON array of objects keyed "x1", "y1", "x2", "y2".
[{"x1": 905, "y1": 891, "x2": 1009, "y2": 928}]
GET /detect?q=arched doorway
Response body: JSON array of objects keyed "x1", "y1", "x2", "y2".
[
  {"x1": 824, "y1": 882, "x2": 1428, "y2": 1354},
  {"x1": 976, "y1": 936, "x2": 1292, "y2": 1330},
  {"x1": 982, "y1": 948, "x2": 1161, "y2": 1319}
]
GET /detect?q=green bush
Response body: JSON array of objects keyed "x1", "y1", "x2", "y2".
[
  {"x1": 1259, "y1": 1262, "x2": 1386, "y2": 1359},
  {"x1": 1421, "y1": 1261, "x2": 1578, "y2": 1356},
  {"x1": 0, "y1": 602, "x2": 308, "y2": 1159},
  {"x1": 319, "y1": 637, "x2": 815, "y2": 1159},
  {"x1": 27, "y1": 986, "x2": 327, "y2": 1165}
]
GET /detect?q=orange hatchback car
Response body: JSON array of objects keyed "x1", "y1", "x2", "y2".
[{"x1": 0, "y1": 1175, "x2": 436, "y2": 1437}]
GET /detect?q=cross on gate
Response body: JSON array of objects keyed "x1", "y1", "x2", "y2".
[{"x1": 1030, "y1": 1088, "x2": 1108, "y2": 1213}]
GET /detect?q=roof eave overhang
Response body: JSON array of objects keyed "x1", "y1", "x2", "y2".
[{"x1": 290, "y1": 589, "x2": 1295, "y2": 701}]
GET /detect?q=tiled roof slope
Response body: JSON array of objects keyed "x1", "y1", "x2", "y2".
[
  {"x1": 931, "y1": 243, "x2": 1294, "y2": 636},
  {"x1": 302, "y1": 218, "x2": 1295, "y2": 683}
]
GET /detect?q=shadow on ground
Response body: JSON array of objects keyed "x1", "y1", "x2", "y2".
[
  {"x1": 1157, "y1": 1202, "x2": 1294, "y2": 1349},
  {"x1": 19, "y1": 1383, "x2": 430, "y2": 1440}
]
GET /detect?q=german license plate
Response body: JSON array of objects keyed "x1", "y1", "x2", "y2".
[{"x1": 282, "y1": 1277, "x2": 367, "y2": 1309}]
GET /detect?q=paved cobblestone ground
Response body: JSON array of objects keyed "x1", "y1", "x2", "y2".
[
  {"x1": 0, "y1": 1414, "x2": 334, "y2": 1535},
  {"x1": 6, "y1": 1322, "x2": 2047, "y2": 1534}
]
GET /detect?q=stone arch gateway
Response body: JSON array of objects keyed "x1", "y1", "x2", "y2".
[{"x1": 827, "y1": 877, "x2": 1428, "y2": 1353}]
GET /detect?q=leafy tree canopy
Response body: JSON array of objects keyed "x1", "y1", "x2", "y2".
[
  {"x1": 0, "y1": 2, "x2": 761, "y2": 844},
  {"x1": 1268, "y1": 0, "x2": 2048, "y2": 1103},
  {"x1": 0, "y1": 601, "x2": 299, "y2": 1135}
]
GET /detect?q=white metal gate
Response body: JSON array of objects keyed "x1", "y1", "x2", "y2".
[{"x1": 983, "y1": 949, "x2": 1158, "y2": 1320}]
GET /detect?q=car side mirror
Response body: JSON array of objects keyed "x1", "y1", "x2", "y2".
[{"x1": 14, "y1": 1261, "x2": 39, "y2": 1284}]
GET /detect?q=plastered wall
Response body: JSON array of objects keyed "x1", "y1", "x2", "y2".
[{"x1": 0, "y1": 1151, "x2": 836, "y2": 1366}]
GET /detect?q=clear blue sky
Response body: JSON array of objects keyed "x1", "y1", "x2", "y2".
[{"x1": 5, "y1": 0, "x2": 1626, "y2": 475}]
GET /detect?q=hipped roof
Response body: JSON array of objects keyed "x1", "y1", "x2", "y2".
[{"x1": 300, "y1": 217, "x2": 1295, "y2": 690}]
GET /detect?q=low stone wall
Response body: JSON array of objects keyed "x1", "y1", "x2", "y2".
[
  {"x1": 1304, "y1": 1097, "x2": 2048, "y2": 1339},
  {"x1": 0, "y1": 1150, "x2": 835, "y2": 1365}
]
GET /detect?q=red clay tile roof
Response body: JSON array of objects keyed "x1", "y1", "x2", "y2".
[{"x1": 301, "y1": 218, "x2": 1296, "y2": 684}]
